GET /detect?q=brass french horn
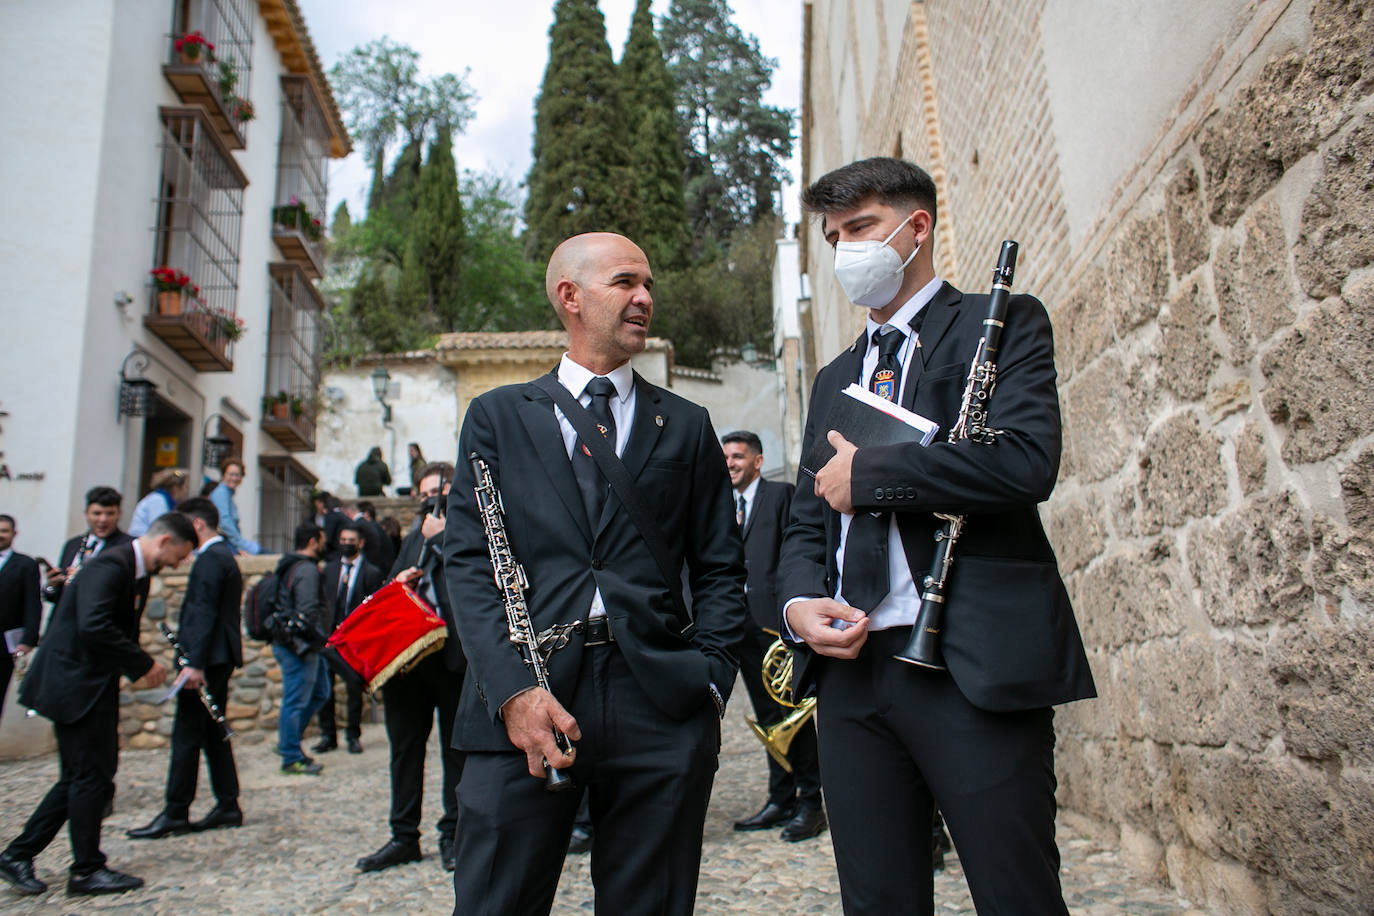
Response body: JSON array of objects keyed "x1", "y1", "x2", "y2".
[{"x1": 746, "y1": 638, "x2": 817, "y2": 773}]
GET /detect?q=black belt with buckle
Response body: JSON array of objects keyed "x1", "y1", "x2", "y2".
[{"x1": 583, "y1": 617, "x2": 614, "y2": 647}]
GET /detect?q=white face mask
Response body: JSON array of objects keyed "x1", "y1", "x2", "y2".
[{"x1": 833, "y1": 215, "x2": 919, "y2": 308}]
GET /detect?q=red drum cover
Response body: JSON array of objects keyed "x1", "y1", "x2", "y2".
[{"x1": 324, "y1": 581, "x2": 447, "y2": 692}]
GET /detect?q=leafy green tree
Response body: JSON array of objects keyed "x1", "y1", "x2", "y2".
[
  {"x1": 408, "y1": 126, "x2": 465, "y2": 327},
  {"x1": 618, "y1": 0, "x2": 689, "y2": 270},
  {"x1": 344, "y1": 262, "x2": 434, "y2": 354},
  {"x1": 524, "y1": 0, "x2": 629, "y2": 262},
  {"x1": 458, "y1": 172, "x2": 556, "y2": 331},
  {"x1": 330, "y1": 201, "x2": 352, "y2": 239},
  {"x1": 659, "y1": 0, "x2": 793, "y2": 248}
]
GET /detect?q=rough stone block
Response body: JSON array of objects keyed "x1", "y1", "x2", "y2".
[
  {"x1": 243, "y1": 661, "x2": 268, "y2": 677},
  {"x1": 265, "y1": 667, "x2": 282, "y2": 683},
  {"x1": 144, "y1": 598, "x2": 167, "y2": 621},
  {"x1": 1135, "y1": 637, "x2": 1235, "y2": 747},
  {"x1": 1212, "y1": 200, "x2": 1297, "y2": 364},
  {"x1": 1072, "y1": 538, "x2": 1188, "y2": 649},
  {"x1": 128, "y1": 703, "x2": 162, "y2": 723},
  {"x1": 1261, "y1": 275, "x2": 1374, "y2": 465},
  {"x1": 1234, "y1": 420, "x2": 1269, "y2": 496},
  {"x1": 225, "y1": 703, "x2": 258, "y2": 720},
  {"x1": 1061, "y1": 350, "x2": 1159, "y2": 484},
  {"x1": 1270, "y1": 615, "x2": 1374, "y2": 764},
  {"x1": 1052, "y1": 266, "x2": 1114, "y2": 382},
  {"x1": 155, "y1": 717, "x2": 175, "y2": 737},
  {"x1": 127, "y1": 732, "x2": 165, "y2": 750},
  {"x1": 1187, "y1": 490, "x2": 1312, "y2": 627},
  {"x1": 1104, "y1": 212, "x2": 1170, "y2": 333},
  {"x1": 1165, "y1": 162, "x2": 1210, "y2": 277},
  {"x1": 1294, "y1": 111, "x2": 1374, "y2": 298},
  {"x1": 1336, "y1": 767, "x2": 1374, "y2": 904},
  {"x1": 1137, "y1": 412, "x2": 1227, "y2": 532},
  {"x1": 1044, "y1": 491, "x2": 1106, "y2": 573},
  {"x1": 1206, "y1": 378, "x2": 1252, "y2": 423},
  {"x1": 231, "y1": 687, "x2": 263, "y2": 705},
  {"x1": 1158, "y1": 279, "x2": 1221, "y2": 400},
  {"x1": 1340, "y1": 444, "x2": 1374, "y2": 530}
]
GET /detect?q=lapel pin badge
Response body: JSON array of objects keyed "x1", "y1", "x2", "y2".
[{"x1": 655, "y1": 415, "x2": 664, "y2": 427}]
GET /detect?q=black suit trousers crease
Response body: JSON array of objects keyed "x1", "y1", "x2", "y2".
[
  {"x1": 165, "y1": 664, "x2": 238, "y2": 816},
  {"x1": 450, "y1": 645, "x2": 720, "y2": 916},
  {"x1": 737, "y1": 626, "x2": 820, "y2": 807},
  {"x1": 5, "y1": 685, "x2": 119, "y2": 874},
  {"x1": 382, "y1": 652, "x2": 465, "y2": 845},
  {"x1": 316, "y1": 670, "x2": 364, "y2": 741},
  {"x1": 817, "y1": 630, "x2": 1066, "y2": 916}
]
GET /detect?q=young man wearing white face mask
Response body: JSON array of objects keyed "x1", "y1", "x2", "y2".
[{"x1": 778, "y1": 157, "x2": 1095, "y2": 915}]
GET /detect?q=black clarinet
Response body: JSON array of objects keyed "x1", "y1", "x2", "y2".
[
  {"x1": 158, "y1": 623, "x2": 235, "y2": 740},
  {"x1": 895, "y1": 240, "x2": 1018, "y2": 669}
]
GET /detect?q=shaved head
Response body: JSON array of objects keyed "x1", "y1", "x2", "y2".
[
  {"x1": 545, "y1": 232, "x2": 655, "y2": 374},
  {"x1": 545, "y1": 233, "x2": 648, "y2": 319}
]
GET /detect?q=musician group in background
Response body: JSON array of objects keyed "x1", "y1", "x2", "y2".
[{"x1": 0, "y1": 155, "x2": 1093, "y2": 914}]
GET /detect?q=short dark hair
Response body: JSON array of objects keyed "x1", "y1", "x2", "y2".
[
  {"x1": 293, "y1": 522, "x2": 323, "y2": 550},
  {"x1": 325, "y1": 494, "x2": 343, "y2": 511},
  {"x1": 721, "y1": 430, "x2": 763, "y2": 454},
  {"x1": 356, "y1": 500, "x2": 376, "y2": 519},
  {"x1": 0, "y1": 514, "x2": 15, "y2": 528},
  {"x1": 85, "y1": 486, "x2": 123, "y2": 509},
  {"x1": 175, "y1": 496, "x2": 219, "y2": 530},
  {"x1": 801, "y1": 157, "x2": 938, "y2": 229},
  {"x1": 146, "y1": 512, "x2": 197, "y2": 544},
  {"x1": 418, "y1": 461, "x2": 455, "y2": 485},
  {"x1": 339, "y1": 521, "x2": 366, "y2": 543}
]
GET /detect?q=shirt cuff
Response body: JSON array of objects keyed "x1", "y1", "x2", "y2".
[{"x1": 781, "y1": 596, "x2": 820, "y2": 643}]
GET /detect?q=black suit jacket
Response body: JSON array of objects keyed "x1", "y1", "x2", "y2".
[
  {"x1": 390, "y1": 524, "x2": 464, "y2": 671},
  {"x1": 323, "y1": 555, "x2": 383, "y2": 630},
  {"x1": 0, "y1": 551, "x2": 43, "y2": 646},
  {"x1": 20, "y1": 543, "x2": 154, "y2": 723},
  {"x1": 177, "y1": 540, "x2": 244, "y2": 670},
  {"x1": 444, "y1": 370, "x2": 748, "y2": 752},
  {"x1": 740, "y1": 478, "x2": 794, "y2": 632},
  {"x1": 44, "y1": 529, "x2": 133, "y2": 606},
  {"x1": 359, "y1": 518, "x2": 395, "y2": 577},
  {"x1": 778, "y1": 282, "x2": 1095, "y2": 712}
]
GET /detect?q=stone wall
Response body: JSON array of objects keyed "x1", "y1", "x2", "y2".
[{"x1": 801, "y1": 0, "x2": 1374, "y2": 911}]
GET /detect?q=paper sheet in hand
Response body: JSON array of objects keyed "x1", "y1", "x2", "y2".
[
  {"x1": 4, "y1": 628, "x2": 23, "y2": 654},
  {"x1": 801, "y1": 384, "x2": 940, "y2": 478}
]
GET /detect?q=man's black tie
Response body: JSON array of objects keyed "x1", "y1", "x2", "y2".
[
  {"x1": 337, "y1": 562, "x2": 351, "y2": 612},
  {"x1": 572, "y1": 377, "x2": 618, "y2": 526},
  {"x1": 737, "y1": 494, "x2": 747, "y2": 527},
  {"x1": 841, "y1": 325, "x2": 906, "y2": 612}
]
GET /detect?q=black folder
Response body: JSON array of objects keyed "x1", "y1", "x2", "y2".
[{"x1": 801, "y1": 384, "x2": 939, "y2": 478}]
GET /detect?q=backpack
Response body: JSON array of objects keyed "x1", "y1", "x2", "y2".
[{"x1": 243, "y1": 559, "x2": 304, "y2": 642}]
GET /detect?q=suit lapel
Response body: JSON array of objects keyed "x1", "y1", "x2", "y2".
[
  {"x1": 741, "y1": 479, "x2": 766, "y2": 541},
  {"x1": 518, "y1": 384, "x2": 593, "y2": 545},
  {"x1": 903, "y1": 282, "x2": 964, "y2": 410},
  {"x1": 600, "y1": 373, "x2": 664, "y2": 537}
]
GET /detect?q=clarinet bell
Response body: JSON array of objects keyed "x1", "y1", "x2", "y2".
[{"x1": 545, "y1": 763, "x2": 575, "y2": 792}]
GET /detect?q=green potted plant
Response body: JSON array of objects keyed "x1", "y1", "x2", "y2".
[
  {"x1": 174, "y1": 30, "x2": 215, "y2": 65},
  {"x1": 231, "y1": 96, "x2": 255, "y2": 122},
  {"x1": 207, "y1": 307, "x2": 245, "y2": 342},
  {"x1": 217, "y1": 59, "x2": 238, "y2": 99},
  {"x1": 289, "y1": 395, "x2": 306, "y2": 419},
  {"x1": 262, "y1": 391, "x2": 289, "y2": 420}
]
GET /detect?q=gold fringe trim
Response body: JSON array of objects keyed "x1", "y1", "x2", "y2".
[{"x1": 367, "y1": 629, "x2": 447, "y2": 693}]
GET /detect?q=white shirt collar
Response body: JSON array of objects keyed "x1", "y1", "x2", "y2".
[
  {"x1": 558, "y1": 354, "x2": 634, "y2": 404},
  {"x1": 864, "y1": 276, "x2": 944, "y2": 344},
  {"x1": 133, "y1": 540, "x2": 148, "y2": 579},
  {"x1": 738, "y1": 475, "x2": 761, "y2": 506},
  {"x1": 196, "y1": 535, "x2": 225, "y2": 556}
]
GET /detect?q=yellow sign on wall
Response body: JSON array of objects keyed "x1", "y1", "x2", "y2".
[{"x1": 155, "y1": 437, "x2": 179, "y2": 467}]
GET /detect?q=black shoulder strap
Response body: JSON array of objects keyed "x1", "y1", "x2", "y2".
[{"x1": 531, "y1": 374, "x2": 696, "y2": 640}]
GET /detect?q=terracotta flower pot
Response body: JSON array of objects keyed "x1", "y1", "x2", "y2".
[
  {"x1": 272, "y1": 402, "x2": 289, "y2": 420},
  {"x1": 157, "y1": 290, "x2": 183, "y2": 315}
]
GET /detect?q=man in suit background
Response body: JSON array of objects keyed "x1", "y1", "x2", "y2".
[
  {"x1": 354, "y1": 463, "x2": 466, "y2": 875},
  {"x1": 444, "y1": 232, "x2": 747, "y2": 915},
  {"x1": 0, "y1": 514, "x2": 43, "y2": 722},
  {"x1": 350, "y1": 501, "x2": 395, "y2": 576},
  {"x1": 313, "y1": 521, "x2": 381, "y2": 755},
  {"x1": 720, "y1": 431, "x2": 823, "y2": 843},
  {"x1": 778, "y1": 157, "x2": 1095, "y2": 915},
  {"x1": 127, "y1": 498, "x2": 245, "y2": 840},
  {"x1": 42, "y1": 486, "x2": 131, "y2": 607},
  {"x1": 0, "y1": 513, "x2": 194, "y2": 896}
]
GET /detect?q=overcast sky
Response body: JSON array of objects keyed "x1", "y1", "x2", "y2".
[{"x1": 294, "y1": 0, "x2": 804, "y2": 228}]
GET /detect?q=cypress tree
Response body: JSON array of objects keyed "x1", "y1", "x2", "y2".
[
  {"x1": 409, "y1": 126, "x2": 465, "y2": 328},
  {"x1": 524, "y1": 0, "x2": 628, "y2": 262},
  {"x1": 619, "y1": 0, "x2": 689, "y2": 270}
]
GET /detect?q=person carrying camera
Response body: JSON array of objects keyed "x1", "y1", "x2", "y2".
[{"x1": 271, "y1": 523, "x2": 330, "y2": 775}]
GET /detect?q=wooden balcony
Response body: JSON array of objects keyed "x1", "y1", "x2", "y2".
[
  {"x1": 260, "y1": 408, "x2": 316, "y2": 451},
  {"x1": 271, "y1": 224, "x2": 324, "y2": 279},
  {"x1": 144, "y1": 310, "x2": 233, "y2": 372},
  {"x1": 162, "y1": 61, "x2": 245, "y2": 151}
]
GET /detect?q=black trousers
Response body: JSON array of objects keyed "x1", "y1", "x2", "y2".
[
  {"x1": 451, "y1": 644, "x2": 720, "y2": 916},
  {"x1": 817, "y1": 628, "x2": 1066, "y2": 916},
  {"x1": 737, "y1": 626, "x2": 821, "y2": 807},
  {"x1": 0, "y1": 654, "x2": 12, "y2": 726},
  {"x1": 165, "y1": 664, "x2": 238, "y2": 817},
  {"x1": 5, "y1": 685, "x2": 119, "y2": 874},
  {"x1": 382, "y1": 652, "x2": 465, "y2": 845},
  {"x1": 316, "y1": 670, "x2": 363, "y2": 742}
]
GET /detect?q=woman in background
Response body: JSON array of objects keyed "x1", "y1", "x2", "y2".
[
  {"x1": 128, "y1": 468, "x2": 189, "y2": 536},
  {"x1": 210, "y1": 458, "x2": 259, "y2": 555}
]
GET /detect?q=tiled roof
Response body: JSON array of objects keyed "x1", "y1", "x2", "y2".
[{"x1": 436, "y1": 330, "x2": 569, "y2": 351}]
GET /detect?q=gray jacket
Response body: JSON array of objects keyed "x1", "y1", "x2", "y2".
[{"x1": 274, "y1": 553, "x2": 327, "y2": 645}]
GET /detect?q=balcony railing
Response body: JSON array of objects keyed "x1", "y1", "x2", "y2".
[
  {"x1": 272, "y1": 77, "x2": 331, "y2": 279},
  {"x1": 161, "y1": 0, "x2": 256, "y2": 150},
  {"x1": 260, "y1": 263, "x2": 324, "y2": 451},
  {"x1": 144, "y1": 301, "x2": 235, "y2": 371}
]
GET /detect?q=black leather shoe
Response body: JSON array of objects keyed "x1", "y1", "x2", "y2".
[
  {"x1": 355, "y1": 838, "x2": 421, "y2": 873},
  {"x1": 439, "y1": 834, "x2": 456, "y2": 871},
  {"x1": 0, "y1": 851, "x2": 46, "y2": 895},
  {"x1": 780, "y1": 805, "x2": 828, "y2": 842},
  {"x1": 567, "y1": 825, "x2": 593, "y2": 855},
  {"x1": 190, "y1": 805, "x2": 244, "y2": 832},
  {"x1": 126, "y1": 812, "x2": 191, "y2": 840},
  {"x1": 733, "y1": 800, "x2": 796, "y2": 831},
  {"x1": 347, "y1": 737, "x2": 363, "y2": 754},
  {"x1": 311, "y1": 738, "x2": 338, "y2": 753},
  {"x1": 67, "y1": 866, "x2": 143, "y2": 896}
]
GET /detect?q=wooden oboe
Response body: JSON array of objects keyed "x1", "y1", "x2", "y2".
[
  {"x1": 469, "y1": 452, "x2": 576, "y2": 791},
  {"x1": 895, "y1": 240, "x2": 1019, "y2": 670}
]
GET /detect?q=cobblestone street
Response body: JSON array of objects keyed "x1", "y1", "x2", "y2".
[{"x1": 0, "y1": 704, "x2": 1201, "y2": 914}]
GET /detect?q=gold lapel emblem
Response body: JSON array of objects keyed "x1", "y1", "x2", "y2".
[{"x1": 654, "y1": 415, "x2": 664, "y2": 427}]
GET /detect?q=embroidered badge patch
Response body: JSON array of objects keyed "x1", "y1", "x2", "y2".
[{"x1": 872, "y1": 368, "x2": 896, "y2": 401}]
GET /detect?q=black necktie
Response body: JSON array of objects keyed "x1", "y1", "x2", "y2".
[
  {"x1": 337, "y1": 562, "x2": 351, "y2": 612},
  {"x1": 572, "y1": 377, "x2": 618, "y2": 526},
  {"x1": 842, "y1": 325, "x2": 906, "y2": 612},
  {"x1": 737, "y1": 494, "x2": 747, "y2": 527}
]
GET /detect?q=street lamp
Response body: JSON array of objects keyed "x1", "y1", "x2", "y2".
[
  {"x1": 201, "y1": 412, "x2": 234, "y2": 469},
  {"x1": 370, "y1": 363, "x2": 392, "y2": 424},
  {"x1": 118, "y1": 349, "x2": 157, "y2": 421}
]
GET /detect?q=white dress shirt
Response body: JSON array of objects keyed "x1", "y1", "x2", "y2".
[
  {"x1": 555, "y1": 354, "x2": 636, "y2": 620},
  {"x1": 735, "y1": 475, "x2": 761, "y2": 529}
]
